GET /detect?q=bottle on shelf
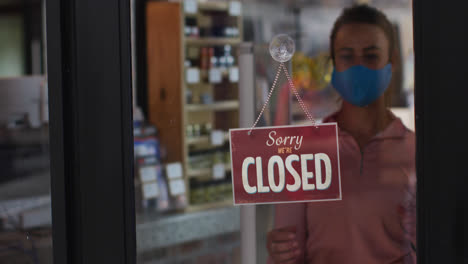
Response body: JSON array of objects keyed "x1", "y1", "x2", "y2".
[
  {"x1": 227, "y1": 56, "x2": 234, "y2": 68},
  {"x1": 219, "y1": 56, "x2": 227, "y2": 71},
  {"x1": 208, "y1": 47, "x2": 215, "y2": 69},
  {"x1": 203, "y1": 123, "x2": 212, "y2": 135},
  {"x1": 186, "y1": 124, "x2": 194, "y2": 138},
  {"x1": 200, "y1": 92, "x2": 213, "y2": 104},
  {"x1": 193, "y1": 124, "x2": 201, "y2": 137},
  {"x1": 200, "y1": 47, "x2": 209, "y2": 70},
  {"x1": 185, "y1": 17, "x2": 199, "y2": 37},
  {"x1": 210, "y1": 56, "x2": 218, "y2": 68},
  {"x1": 184, "y1": 26, "x2": 191, "y2": 37},
  {"x1": 224, "y1": 27, "x2": 239, "y2": 38},
  {"x1": 191, "y1": 26, "x2": 199, "y2": 37},
  {"x1": 224, "y1": 44, "x2": 231, "y2": 56},
  {"x1": 185, "y1": 89, "x2": 193, "y2": 104}
]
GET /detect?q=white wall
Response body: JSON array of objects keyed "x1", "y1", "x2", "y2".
[{"x1": 0, "y1": 14, "x2": 25, "y2": 77}]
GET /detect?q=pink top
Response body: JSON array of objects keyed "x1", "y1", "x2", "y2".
[{"x1": 269, "y1": 114, "x2": 416, "y2": 264}]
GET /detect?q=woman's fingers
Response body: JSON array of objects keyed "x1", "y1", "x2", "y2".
[
  {"x1": 269, "y1": 230, "x2": 295, "y2": 242},
  {"x1": 271, "y1": 248, "x2": 301, "y2": 263},
  {"x1": 267, "y1": 226, "x2": 300, "y2": 263},
  {"x1": 271, "y1": 240, "x2": 299, "y2": 253}
]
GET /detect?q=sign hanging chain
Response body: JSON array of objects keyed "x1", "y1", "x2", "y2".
[
  {"x1": 248, "y1": 62, "x2": 283, "y2": 135},
  {"x1": 281, "y1": 63, "x2": 316, "y2": 125},
  {"x1": 248, "y1": 63, "x2": 316, "y2": 135}
]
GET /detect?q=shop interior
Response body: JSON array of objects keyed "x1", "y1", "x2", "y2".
[{"x1": 0, "y1": 0, "x2": 414, "y2": 263}]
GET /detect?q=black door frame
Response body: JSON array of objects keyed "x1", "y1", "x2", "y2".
[
  {"x1": 46, "y1": 0, "x2": 468, "y2": 263},
  {"x1": 413, "y1": 0, "x2": 468, "y2": 263},
  {"x1": 46, "y1": 0, "x2": 136, "y2": 263}
]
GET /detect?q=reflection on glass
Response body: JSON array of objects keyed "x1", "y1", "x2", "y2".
[
  {"x1": 0, "y1": 1, "x2": 51, "y2": 263},
  {"x1": 134, "y1": 0, "x2": 241, "y2": 262},
  {"x1": 264, "y1": 3, "x2": 416, "y2": 264},
  {"x1": 132, "y1": 0, "x2": 414, "y2": 263}
]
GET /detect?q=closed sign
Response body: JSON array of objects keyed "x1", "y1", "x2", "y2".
[{"x1": 230, "y1": 123, "x2": 341, "y2": 205}]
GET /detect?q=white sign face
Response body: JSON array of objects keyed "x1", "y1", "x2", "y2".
[
  {"x1": 209, "y1": 68, "x2": 222, "y2": 83},
  {"x1": 184, "y1": 0, "x2": 198, "y2": 14},
  {"x1": 186, "y1": 68, "x2": 200, "y2": 84},
  {"x1": 139, "y1": 166, "x2": 157, "y2": 183},
  {"x1": 169, "y1": 179, "x2": 187, "y2": 196},
  {"x1": 166, "y1": 162, "x2": 183, "y2": 179},
  {"x1": 143, "y1": 182, "x2": 159, "y2": 199},
  {"x1": 212, "y1": 163, "x2": 226, "y2": 180},
  {"x1": 228, "y1": 1, "x2": 242, "y2": 16},
  {"x1": 210, "y1": 130, "x2": 225, "y2": 146},
  {"x1": 229, "y1": 67, "x2": 239, "y2": 83}
]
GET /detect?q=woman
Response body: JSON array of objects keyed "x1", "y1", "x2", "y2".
[{"x1": 267, "y1": 4, "x2": 416, "y2": 264}]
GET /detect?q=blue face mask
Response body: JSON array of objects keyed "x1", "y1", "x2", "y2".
[{"x1": 331, "y1": 64, "x2": 392, "y2": 107}]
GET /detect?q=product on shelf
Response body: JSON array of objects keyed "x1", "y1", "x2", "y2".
[
  {"x1": 146, "y1": 0, "x2": 241, "y2": 209},
  {"x1": 165, "y1": 162, "x2": 188, "y2": 209},
  {"x1": 189, "y1": 178, "x2": 233, "y2": 205},
  {"x1": 134, "y1": 123, "x2": 170, "y2": 212},
  {"x1": 201, "y1": 92, "x2": 214, "y2": 104},
  {"x1": 202, "y1": 123, "x2": 212, "y2": 135}
]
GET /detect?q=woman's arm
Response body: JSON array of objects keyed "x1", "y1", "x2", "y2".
[{"x1": 267, "y1": 203, "x2": 307, "y2": 263}]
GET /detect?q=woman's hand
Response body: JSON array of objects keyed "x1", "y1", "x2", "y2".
[{"x1": 267, "y1": 226, "x2": 301, "y2": 264}]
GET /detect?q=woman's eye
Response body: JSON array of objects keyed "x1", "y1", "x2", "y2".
[
  {"x1": 364, "y1": 54, "x2": 379, "y2": 61},
  {"x1": 339, "y1": 55, "x2": 353, "y2": 61}
]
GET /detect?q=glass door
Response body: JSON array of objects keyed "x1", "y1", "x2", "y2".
[
  {"x1": 0, "y1": 1, "x2": 53, "y2": 263},
  {"x1": 133, "y1": 0, "x2": 418, "y2": 263},
  {"x1": 42, "y1": 0, "x2": 468, "y2": 263},
  {"x1": 243, "y1": 1, "x2": 416, "y2": 263}
]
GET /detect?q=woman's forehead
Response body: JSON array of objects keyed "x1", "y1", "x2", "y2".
[{"x1": 334, "y1": 23, "x2": 389, "y2": 50}]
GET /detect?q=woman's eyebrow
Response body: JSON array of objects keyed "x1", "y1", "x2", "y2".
[
  {"x1": 363, "y1": 45, "x2": 381, "y2": 52},
  {"x1": 338, "y1": 47, "x2": 353, "y2": 52}
]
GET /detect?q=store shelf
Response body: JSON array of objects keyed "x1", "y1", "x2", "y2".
[
  {"x1": 185, "y1": 37, "x2": 241, "y2": 46},
  {"x1": 186, "y1": 132, "x2": 229, "y2": 146},
  {"x1": 187, "y1": 163, "x2": 231, "y2": 178},
  {"x1": 186, "y1": 100, "x2": 239, "y2": 112},
  {"x1": 184, "y1": 1, "x2": 230, "y2": 16},
  {"x1": 147, "y1": 1, "x2": 242, "y2": 212},
  {"x1": 198, "y1": 1, "x2": 230, "y2": 11},
  {"x1": 199, "y1": 69, "x2": 230, "y2": 79},
  {"x1": 185, "y1": 82, "x2": 214, "y2": 88}
]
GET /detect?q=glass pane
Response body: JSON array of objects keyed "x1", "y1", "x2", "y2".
[
  {"x1": 0, "y1": 1, "x2": 53, "y2": 263},
  {"x1": 133, "y1": 0, "x2": 241, "y2": 262},
  {"x1": 132, "y1": 0, "x2": 415, "y2": 263},
  {"x1": 245, "y1": 0, "x2": 415, "y2": 263}
]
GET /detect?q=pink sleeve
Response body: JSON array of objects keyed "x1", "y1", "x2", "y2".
[
  {"x1": 267, "y1": 203, "x2": 307, "y2": 264},
  {"x1": 400, "y1": 165, "x2": 417, "y2": 263}
]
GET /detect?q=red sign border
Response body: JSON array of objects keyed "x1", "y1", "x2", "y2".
[{"x1": 229, "y1": 123, "x2": 342, "y2": 205}]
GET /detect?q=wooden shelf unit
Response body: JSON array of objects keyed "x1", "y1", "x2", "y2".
[
  {"x1": 186, "y1": 132, "x2": 229, "y2": 146},
  {"x1": 186, "y1": 100, "x2": 239, "y2": 112},
  {"x1": 185, "y1": 37, "x2": 242, "y2": 46},
  {"x1": 146, "y1": 0, "x2": 242, "y2": 209},
  {"x1": 198, "y1": 1, "x2": 231, "y2": 11},
  {"x1": 187, "y1": 163, "x2": 232, "y2": 178}
]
